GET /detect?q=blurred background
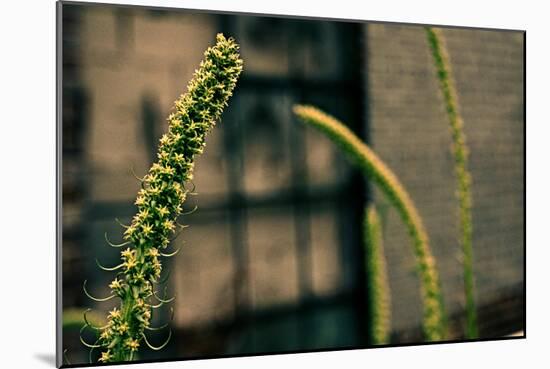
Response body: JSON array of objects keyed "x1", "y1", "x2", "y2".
[{"x1": 61, "y1": 2, "x2": 524, "y2": 364}]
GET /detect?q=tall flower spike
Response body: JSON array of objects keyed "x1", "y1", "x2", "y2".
[
  {"x1": 293, "y1": 104, "x2": 447, "y2": 341},
  {"x1": 364, "y1": 205, "x2": 391, "y2": 345},
  {"x1": 87, "y1": 33, "x2": 243, "y2": 363},
  {"x1": 425, "y1": 27, "x2": 477, "y2": 339}
]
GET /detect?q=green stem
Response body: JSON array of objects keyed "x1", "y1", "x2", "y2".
[
  {"x1": 364, "y1": 205, "x2": 391, "y2": 344},
  {"x1": 293, "y1": 105, "x2": 447, "y2": 341},
  {"x1": 425, "y1": 27, "x2": 478, "y2": 339}
]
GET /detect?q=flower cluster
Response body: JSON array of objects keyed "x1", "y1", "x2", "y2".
[
  {"x1": 97, "y1": 307, "x2": 143, "y2": 363},
  {"x1": 88, "y1": 33, "x2": 243, "y2": 363}
]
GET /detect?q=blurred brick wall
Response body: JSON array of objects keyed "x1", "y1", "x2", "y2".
[
  {"x1": 79, "y1": 8, "x2": 218, "y2": 202},
  {"x1": 365, "y1": 24, "x2": 524, "y2": 338},
  {"x1": 63, "y1": 4, "x2": 524, "y2": 352}
]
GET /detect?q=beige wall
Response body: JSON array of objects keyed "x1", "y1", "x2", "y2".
[
  {"x1": 80, "y1": 8, "x2": 218, "y2": 202},
  {"x1": 367, "y1": 23, "x2": 524, "y2": 336}
]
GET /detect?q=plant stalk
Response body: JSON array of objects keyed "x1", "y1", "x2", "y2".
[
  {"x1": 364, "y1": 205, "x2": 391, "y2": 344},
  {"x1": 293, "y1": 105, "x2": 447, "y2": 341},
  {"x1": 425, "y1": 27, "x2": 478, "y2": 339}
]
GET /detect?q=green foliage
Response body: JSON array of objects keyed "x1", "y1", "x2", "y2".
[
  {"x1": 81, "y1": 33, "x2": 243, "y2": 363},
  {"x1": 293, "y1": 105, "x2": 447, "y2": 341},
  {"x1": 425, "y1": 27, "x2": 478, "y2": 339},
  {"x1": 364, "y1": 205, "x2": 391, "y2": 344}
]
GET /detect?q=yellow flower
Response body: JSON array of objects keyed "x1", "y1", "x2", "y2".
[
  {"x1": 157, "y1": 206, "x2": 170, "y2": 218},
  {"x1": 125, "y1": 338, "x2": 140, "y2": 352},
  {"x1": 132, "y1": 272, "x2": 145, "y2": 283},
  {"x1": 121, "y1": 248, "x2": 135, "y2": 259},
  {"x1": 152, "y1": 259, "x2": 162, "y2": 278},
  {"x1": 148, "y1": 185, "x2": 160, "y2": 196},
  {"x1": 167, "y1": 113, "x2": 177, "y2": 121},
  {"x1": 108, "y1": 308, "x2": 121, "y2": 320},
  {"x1": 143, "y1": 310, "x2": 151, "y2": 320},
  {"x1": 157, "y1": 151, "x2": 169, "y2": 161},
  {"x1": 171, "y1": 133, "x2": 182, "y2": 143},
  {"x1": 124, "y1": 258, "x2": 137, "y2": 270},
  {"x1": 117, "y1": 322, "x2": 129, "y2": 334},
  {"x1": 99, "y1": 350, "x2": 112, "y2": 362},
  {"x1": 99, "y1": 329, "x2": 112, "y2": 341},
  {"x1": 163, "y1": 220, "x2": 175, "y2": 232},
  {"x1": 169, "y1": 116, "x2": 182, "y2": 130},
  {"x1": 144, "y1": 173, "x2": 158, "y2": 184},
  {"x1": 159, "y1": 134, "x2": 170, "y2": 146},
  {"x1": 109, "y1": 278, "x2": 122, "y2": 290},
  {"x1": 147, "y1": 248, "x2": 160, "y2": 257},
  {"x1": 137, "y1": 209, "x2": 150, "y2": 220},
  {"x1": 155, "y1": 266, "x2": 162, "y2": 276},
  {"x1": 162, "y1": 165, "x2": 175, "y2": 176},
  {"x1": 150, "y1": 163, "x2": 162, "y2": 173},
  {"x1": 142, "y1": 223, "x2": 153, "y2": 236},
  {"x1": 123, "y1": 225, "x2": 136, "y2": 239}
]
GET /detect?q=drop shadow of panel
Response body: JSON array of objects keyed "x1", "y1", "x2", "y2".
[{"x1": 34, "y1": 353, "x2": 56, "y2": 366}]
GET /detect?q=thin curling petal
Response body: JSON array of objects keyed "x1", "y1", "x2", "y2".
[
  {"x1": 185, "y1": 182, "x2": 196, "y2": 193},
  {"x1": 150, "y1": 300, "x2": 167, "y2": 309},
  {"x1": 160, "y1": 247, "x2": 180, "y2": 258},
  {"x1": 83, "y1": 280, "x2": 115, "y2": 302},
  {"x1": 155, "y1": 268, "x2": 172, "y2": 286},
  {"x1": 79, "y1": 329, "x2": 102, "y2": 349},
  {"x1": 114, "y1": 217, "x2": 130, "y2": 229},
  {"x1": 141, "y1": 330, "x2": 172, "y2": 351},
  {"x1": 63, "y1": 349, "x2": 71, "y2": 366},
  {"x1": 179, "y1": 205, "x2": 198, "y2": 216},
  {"x1": 104, "y1": 232, "x2": 131, "y2": 248},
  {"x1": 168, "y1": 223, "x2": 188, "y2": 243},
  {"x1": 153, "y1": 289, "x2": 175, "y2": 304},
  {"x1": 129, "y1": 165, "x2": 146, "y2": 182},
  {"x1": 83, "y1": 309, "x2": 108, "y2": 331},
  {"x1": 145, "y1": 308, "x2": 174, "y2": 331},
  {"x1": 95, "y1": 259, "x2": 125, "y2": 272}
]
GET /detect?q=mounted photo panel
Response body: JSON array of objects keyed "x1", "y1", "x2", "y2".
[{"x1": 57, "y1": 1, "x2": 525, "y2": 367}]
